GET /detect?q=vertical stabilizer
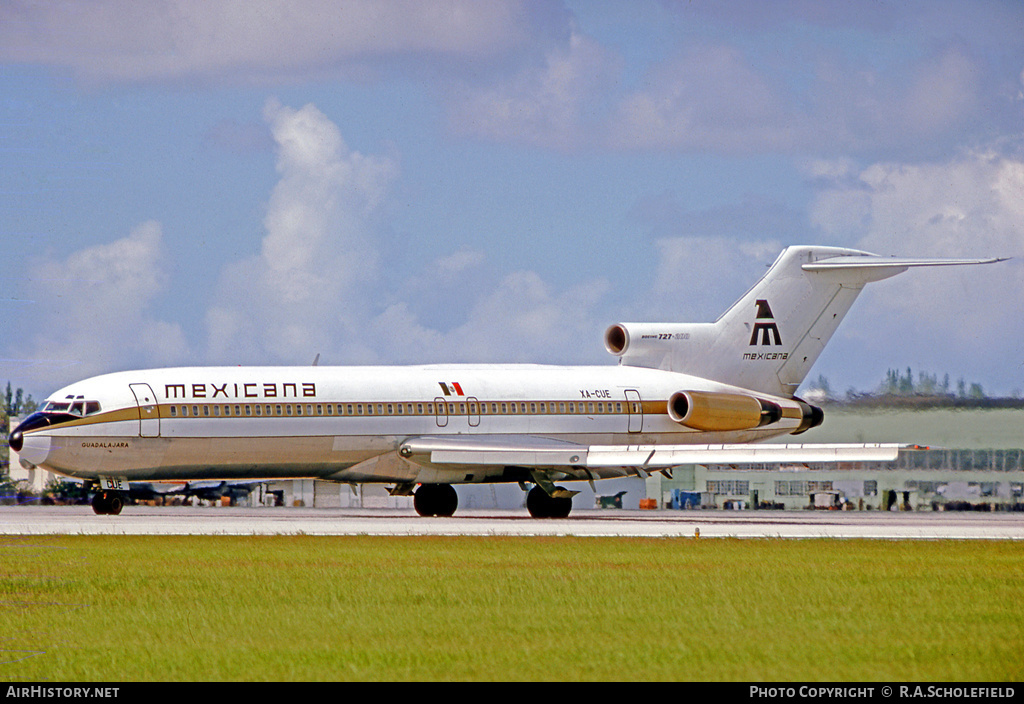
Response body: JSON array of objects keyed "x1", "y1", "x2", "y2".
[{"x1": 605, "y1": 246, "x2": 1005, "y2": 397}]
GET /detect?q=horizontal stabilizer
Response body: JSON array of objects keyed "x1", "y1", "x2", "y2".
[
  {"x1": 803, "y1": 255, "x2": 1008, "y2": 272},
  {"x1": 802, "y1": 254, "x2": 1003, "y2": 274}
]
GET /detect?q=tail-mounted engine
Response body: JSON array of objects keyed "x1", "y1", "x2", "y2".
[
  {"x1": 666, "y1": 391, "x2": 824, "y2": 435},
  {"x1": 667, "y1": 390, "x2": 827, "y2": 433},
  {"x1": 607, "y1": 322, "x2": 703, "y2": 356},
  {"x1": 667, "y1": 391, "x2": 781, "y2": 432},
  {"x1": 604, "y1": 322, "x2": 710, "y2": 370}
]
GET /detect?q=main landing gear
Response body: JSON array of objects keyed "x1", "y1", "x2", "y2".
[
  {"x1": 413, "y1": 483, "x2": 458, "y2": 517},
  {"x1": 410, "y1": 482, "x2": 575, "y2": 518},
  {"x1": 526, "y1": 485, "x2": 573, "y2": 519},
  {"x1": 91, "y1": 490, "x2": 124, "y2": 516}
]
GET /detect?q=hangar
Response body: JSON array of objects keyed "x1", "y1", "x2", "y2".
[
  {"x1": 250, "y1": 404, "x2": 1024, "y2": 512},
  {"x1": 648, "y1": 405, "x2": 1024, "y2": 512}
]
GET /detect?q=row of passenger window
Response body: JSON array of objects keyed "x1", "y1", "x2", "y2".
[{"x1": 167, "y1": 400, "x2": 636, "y2": 419}]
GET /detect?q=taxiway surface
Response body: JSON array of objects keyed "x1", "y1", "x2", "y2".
[{"x1": 1, "y1": 506, "x2": 1022, "y2": 539}]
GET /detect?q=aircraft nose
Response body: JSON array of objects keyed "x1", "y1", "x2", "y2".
[
  {"x1": 9, "y1": 428, "x2": 23, "y2": 452},
  {"x1": 17, "y1": 434, "x2": 52, "y2": 468},
  {"x1": 9, "y1": 419, "x2": 52, "y2": 468}
]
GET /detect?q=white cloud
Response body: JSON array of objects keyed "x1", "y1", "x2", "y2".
[
  {"x1": 642, "y1": 237, "x2": 782, "y2": 322},
  {"x1": 433, "y1": 249, "x2": 486, "y2": 282},
  {"x1": 0, "y1": 0, "x2": 544, "y2": 84},
  {"x1": 804, "y1": 158, "x2": 859, "y2": 182},
  {"x1": 203, "y1": 99, "x2": 613, "y2": 367},
  {"x1": 361, "y1": 267, "x2": 610, "y2": 366},
  {"x1": 902, "y1": 47, "x2": 980, "y2": 135},
  {"x1": 814, "y1": 150, "x2": 1024, "y2": 258},
  {"x1": 607, "y1": 39, "x2": 1008, "y2": 158},
  {"x1": 18, "y1": 221, "x2": 188, "y2": 384},
  {"x1": 805, "y1": 44, "x2": 988, "y2": 157},
  {"x1": 449, "y1": 30, "x2": 615, "y2": 150},
  {"x1": 205, "y1": 99, "x2": 398, "y2": 363},
  {"x1": 852, "y1": 151, "x2": 1024, "y2": 354},
  {"x1": 443, "y1": 271, "x2": 609, "y2": 363},
  {"x1": 808, "y1": 148, "x2": 1024, "y2": 393},
  {"x1": 609, "y1": 45, "x2": 797, "y2": 153}
]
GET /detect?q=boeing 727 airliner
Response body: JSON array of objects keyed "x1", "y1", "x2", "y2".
[{"x1": 9, "y1": 246, "x2": 1004, "y2": 517}]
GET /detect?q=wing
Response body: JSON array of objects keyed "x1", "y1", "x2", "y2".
[{"x1": 399, "y1": 435, "x2": 903, "y2": 479}]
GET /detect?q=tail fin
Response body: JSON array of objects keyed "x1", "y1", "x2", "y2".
[{"x1": 605, "y1": 246, "x2": 1005, "y2": 397}]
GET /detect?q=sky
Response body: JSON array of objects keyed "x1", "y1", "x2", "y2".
[{"x1": 2, "y1": 0, "x2": 1023, "y2": 401}]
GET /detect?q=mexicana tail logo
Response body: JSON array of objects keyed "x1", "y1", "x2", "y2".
[{"x1": 749, "y1": 299, "x2": 782, "y2": 345}]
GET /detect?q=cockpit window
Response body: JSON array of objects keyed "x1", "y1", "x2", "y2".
[{"x1": 42, "y1": 398, "x2": 101, "y2": 416}]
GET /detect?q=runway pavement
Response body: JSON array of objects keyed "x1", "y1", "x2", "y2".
[{"x1": 1, "y1": 505, "x2": 1022, "y2": 538}]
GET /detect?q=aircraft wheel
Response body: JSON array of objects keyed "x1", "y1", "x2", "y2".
[
  {"x1": 551, "y1": 493, "x2": 572, "y2": 518},
  {"x1": 92, "y1": 491, "x2": 125, "y2": 516},
  {"x1": 527, "y1": 486, "x2": 573, "y2": 518},
  {"x1": 414, "y1": 483, "x2": 458, "y2": 517},
  {"x1": 526, "y1": 486, "x2": 550, "y2": 517}
]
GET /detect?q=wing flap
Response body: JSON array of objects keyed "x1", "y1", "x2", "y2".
[{"x1": 402, "y1": 435, "x2": 586, "y2": 467}]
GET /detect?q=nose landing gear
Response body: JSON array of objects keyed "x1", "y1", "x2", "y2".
[{"x1": 91, "y1": 491, "x2": 124, "y2": 515}]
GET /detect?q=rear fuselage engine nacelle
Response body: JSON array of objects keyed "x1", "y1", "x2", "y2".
[{"x1": 668, "y1": 391, "x2": 780, "y2": 432}]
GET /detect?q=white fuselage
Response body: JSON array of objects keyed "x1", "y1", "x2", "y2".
[{"x1": 18, "y1": 364, "x2": 806, "y2": 484}]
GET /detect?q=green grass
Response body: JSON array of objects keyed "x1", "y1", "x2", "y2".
[{"x1": 2, "y1": 536, "x2": 1021, "y2": 681}]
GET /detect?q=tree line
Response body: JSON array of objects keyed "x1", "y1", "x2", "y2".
[
  {"x1": 1, "y1": 383, "x2": 38, "y2": 480},
  {"x1": 808, "y1": 368, "x2": 1021, "y2": 407}
]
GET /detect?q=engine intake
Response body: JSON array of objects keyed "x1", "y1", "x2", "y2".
[
  {"x1": 604, "y1": 324, "x2": 629, "y2": 355},
  {"x1": 668, "y1": 391, "x2": 782, "y2": 432}
]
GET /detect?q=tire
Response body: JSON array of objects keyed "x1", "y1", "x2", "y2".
[
  {"x1": 414, "y1": 484, "x2": 458, "y2": 517},
  {"x1": 527, "y1": 486, "x2": 573, "y2": 518}
]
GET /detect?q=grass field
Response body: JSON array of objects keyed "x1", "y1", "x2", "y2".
[{"x1": 2, "y1": 535, "x2": 1021, "y2": 681}]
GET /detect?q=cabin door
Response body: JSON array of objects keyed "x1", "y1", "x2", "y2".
[
  {"x1": 129, "y1": 383, "x2": 161, "y2": 438},
  {"x1": 434, "y1": 397, "x2": 449, "y2": 428},
  {"x1": 625, "y1": 389, "x2": 643, "y2": 433}
]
